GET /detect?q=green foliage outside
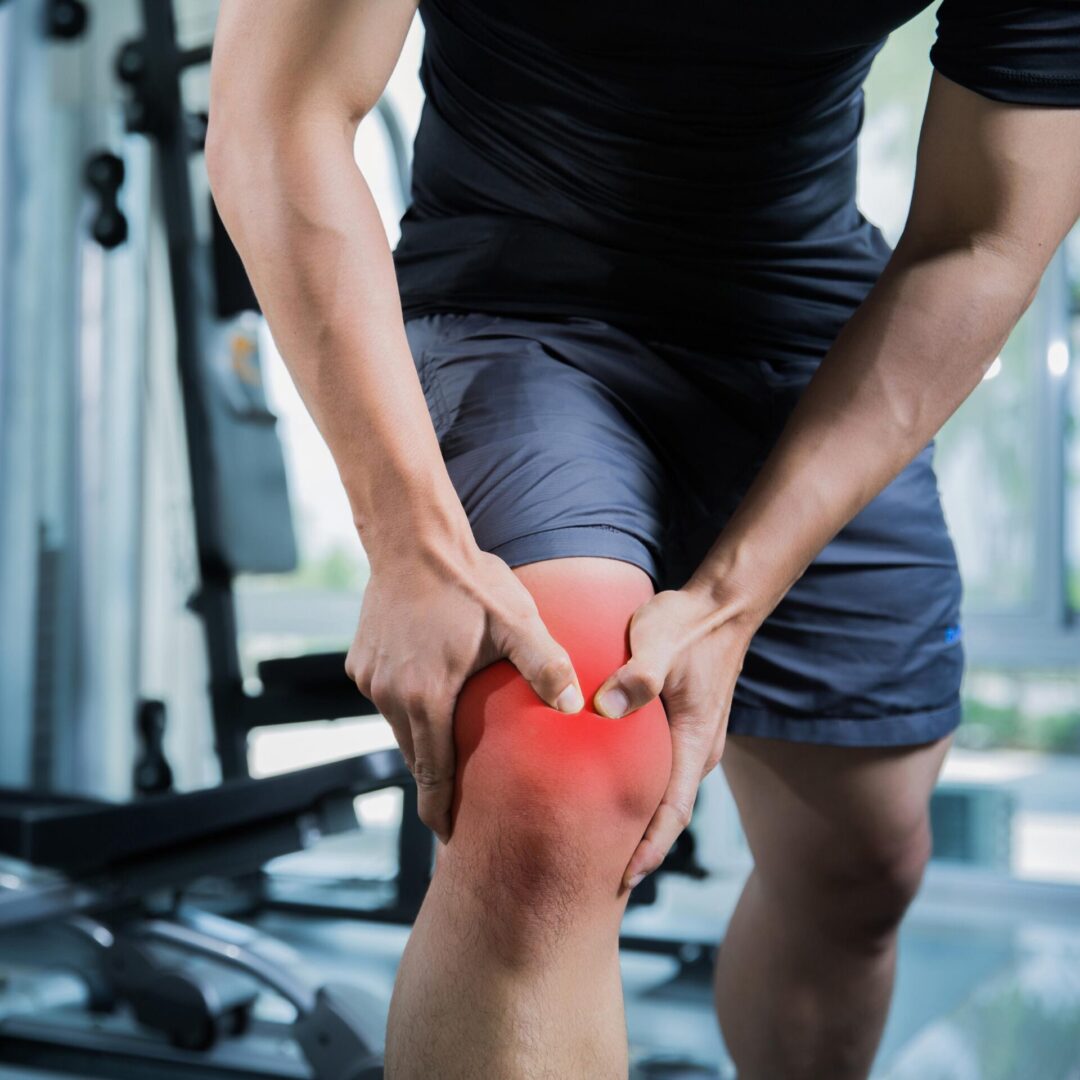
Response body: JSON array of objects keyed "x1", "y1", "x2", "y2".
[
  {"x1": 956, "y1": 982, "x2": 1080, "y2": 1080},
  {"x1": 960, "y1": 678, "x2": 1080, "y2": 756}
]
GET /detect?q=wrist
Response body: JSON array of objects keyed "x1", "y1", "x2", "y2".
[
  {"x1": 353, "y1": 468, "x2": 476, "y2": 572},
  {"x1": 683, "y1": 540, "x2": 776, "y2": 640}
]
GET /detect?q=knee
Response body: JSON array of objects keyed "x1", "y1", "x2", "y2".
[
  {"x1": 809, "y1": 818, "x2": 932, "y2": 947},
  {"x1": 448, "y1": 661, "x2": 672, "y2": 933},
  {"x1": 444, "y1": 569, "x2": 673, "y2": 959}
]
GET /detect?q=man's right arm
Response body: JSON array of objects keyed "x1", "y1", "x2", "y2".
[
  {"x1": 206, "y1": 0, "x2": 464, "y2": 564},
  {"x1": 206, "y1": 0, "x2": 585, "y2": 841}
]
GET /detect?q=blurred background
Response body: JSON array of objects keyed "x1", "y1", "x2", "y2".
[{"x1": 1, "y1": 1, "x2": 1078, "y2": 1078}]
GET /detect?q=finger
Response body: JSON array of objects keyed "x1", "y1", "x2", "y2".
[
  {"x1": 367, "y1": 682, "x2": 416, "y2": 770},
  {"x1": 503, "y1": 613, "x2": 583, "y2": 713},
  {"x1": 700, "y1": 682, "x2": 737, "y2": 778},
  {"x1": 623, "y1": 713, "x2": 713, "y2": 888},
  {"x1": 703, "y1": 718, "x2": 729, "y2": 778},
  {"x1": 594, "y1": 654, "x2": 670, "y2": 719},
  {"x1": 407, "y1": 696, "x2": 457, "y2": 844},
  {"x1": 386, "y1": 710, "x2": 417, "y2": 772}
]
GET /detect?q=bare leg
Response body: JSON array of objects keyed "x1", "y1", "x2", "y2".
[
  {"x1": 385, "y1": 557, "x2": 672, "y2": 1079},
  {"x1": 714, "y1": 732, "x2": 953, "y2": 1080}
]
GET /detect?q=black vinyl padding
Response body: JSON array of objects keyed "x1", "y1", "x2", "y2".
[{"x1": 0, "y1": 751, "x2": 405, "y2": 874}]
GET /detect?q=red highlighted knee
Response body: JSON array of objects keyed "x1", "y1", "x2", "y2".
[{"x1": 448, "y1": 561, "x2": 673, "y2": 912}]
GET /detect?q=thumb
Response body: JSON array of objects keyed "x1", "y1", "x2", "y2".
[
  {"x1": 594, "y1": 654, "x2": 668, "y2": 719},
  {"x1": 503, "y1": 612, "x2": 584, "y2": 713}
]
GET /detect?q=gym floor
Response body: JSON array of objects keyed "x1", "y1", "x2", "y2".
[
  {"x1": 229, "y1": 829, "x2": 1080, "y2": 1080},
  {"x1": 3, "y1": 806, "x2": 1077, "y2": 1080},
  {"x1": 236, "y1": 724, "x2": 1080, "y2": 1079}
]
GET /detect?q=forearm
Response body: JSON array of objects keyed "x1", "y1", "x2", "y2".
[
  {"x1": 688, "y1": 240, "x2": 1039, "y2": 627},
  {"x1": 206, "y1": 117, "x2": 471, "y2": 564}
]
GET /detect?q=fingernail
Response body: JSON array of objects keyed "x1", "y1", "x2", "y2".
[
  {"x1": 555, "y1": 684, "x2": 584, "y2": 713},
  {"x1": 597, "y1": 688, "x2": 629, "y2": 719},
  {"x1": 627, "y1": 872, "x2": 647, "y2": 889}
]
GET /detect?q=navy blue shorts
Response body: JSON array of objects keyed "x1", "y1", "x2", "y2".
[{"x1": 405, "y1": 311, "x2": 965, "y2": 748}]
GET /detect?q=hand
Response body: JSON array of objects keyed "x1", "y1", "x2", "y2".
[
  {"x1": 592, "y1": 580, "x2": 755, "y2": 889},
  {"x1": 345, "y1": 538, "x2": 584, "y2": 843}
]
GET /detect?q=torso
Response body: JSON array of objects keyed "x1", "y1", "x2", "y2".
[{"x1": 393, "y1": 0, "x2": 936, "y2": 357}]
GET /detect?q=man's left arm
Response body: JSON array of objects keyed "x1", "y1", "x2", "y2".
[
  {"x1": 692, "y1": 72, "x2": 1080, "y2": 638},
  {"x1": 597, "y1": 73, "x2": 1080, "y2": 889}
]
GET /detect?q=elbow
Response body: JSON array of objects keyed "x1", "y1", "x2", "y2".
[
  {"x1": 203, "y1": 118, "x2": 224, "y2": 188},
  {"x1": 895, "y1": 234, "x2": 1043, "y2": 335},
  {"x1": 895, "y1": 227, "x2": 1045, "y2": 311},
  {"x1": 204, "y1": 114, "x2": 276, "y2": 244},
  {"x1": 205, "y1": 106, "x2": 354, "y2": 216},
  {"x1": 204, "y1": 105, "x2": 270, "y2": 215},
  {"x1": 204, "y1": 116, "x2": 240, "y2": 212},
  {"x1": 970, "y1": 235, "x2": 1045, "y2": 314}
]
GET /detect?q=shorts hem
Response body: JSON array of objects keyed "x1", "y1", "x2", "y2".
[
  {"x1": 486, "y1": 525, "x2": 662, "y2": 590},
  {"x1": 726, "y1": 697, "x2": 963, "y2": 748}
]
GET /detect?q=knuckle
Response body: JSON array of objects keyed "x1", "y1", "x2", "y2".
[
  {"x1": 411, "y1": 759, "x2": 446, "y2": 790},
  {"x1": 667, "y1": 796, "x2": 696, "y2": 829},
  {"x1": 506, "y1": 600, "x2": 539, "y2": 631},
  {"x1": 400, "y1": 688, "x2": 429, "y2": 717},
  {"x1": 630, "y1": 665, "x2": 665, "y2": 699},
  {"x1": 536, "y1": 652, "x2": 573, "y2": 688},
  {"x1": 491, "y1": 596, "x2": 535, "y2": 640},
  {"x1": 367, "y1": 674, "x2": 391, "y2": 709},
  {"x1": 344, "y1": 658, "x2": 369, "y2": 694}
]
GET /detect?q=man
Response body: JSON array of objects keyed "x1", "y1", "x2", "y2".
[{"x1": 206, "y1": 2, "x2": 1080, "y2": 1076}]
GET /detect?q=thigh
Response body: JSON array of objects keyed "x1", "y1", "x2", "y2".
[
  {"x1": 721, "y1": 732, "x2": 952, "y2": 895},
  {"x1": 404, "y1": 311, "x2": 674, "y2": 587},
  {"x1": 730, "y1": 444, "x2": 965, "y2": 746}
]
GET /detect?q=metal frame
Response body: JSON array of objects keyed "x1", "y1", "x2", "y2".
[
  {"x1": 117, "y1": 0, "x2": 422, "y2": 773},
  {"x1": 116, "y1": 0, "x2": 435, "y2": 922}
]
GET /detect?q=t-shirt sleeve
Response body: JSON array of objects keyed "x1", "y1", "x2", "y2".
[{"x1": 929, "y1": 1, "x2": 1080, "y2": 106}]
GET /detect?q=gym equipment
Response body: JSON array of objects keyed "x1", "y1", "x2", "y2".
[
  {"x1": 133, "y1": 698, "x2": 174, "y2": 796},
  {"x1": 110, "y1": 0, "x2": 402, "y2": 769},
  {"x1": 84, "y1": 150, "x2": 127, "y2": 249},
  {"x1": 0, "y1": 1, "x2": 414, "y2": 1074},
  {"x1": 0, "y1": 753, "x2": 404, "y2": 1078},
  {"x1": 104, "y1": 0, "x2": 435, "y2": 927},
  {"x1": 44, "y1": 0, "x2": 87, "y2": 40}
]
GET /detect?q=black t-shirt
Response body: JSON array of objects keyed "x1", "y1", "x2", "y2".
[{"x1": 392, "y1": 1, "x2": 1080, "y2": 361}]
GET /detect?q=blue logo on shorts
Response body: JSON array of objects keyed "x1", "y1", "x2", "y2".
[{"x1": 944, "y1": 624, "x2": 962, "y2": 644}]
